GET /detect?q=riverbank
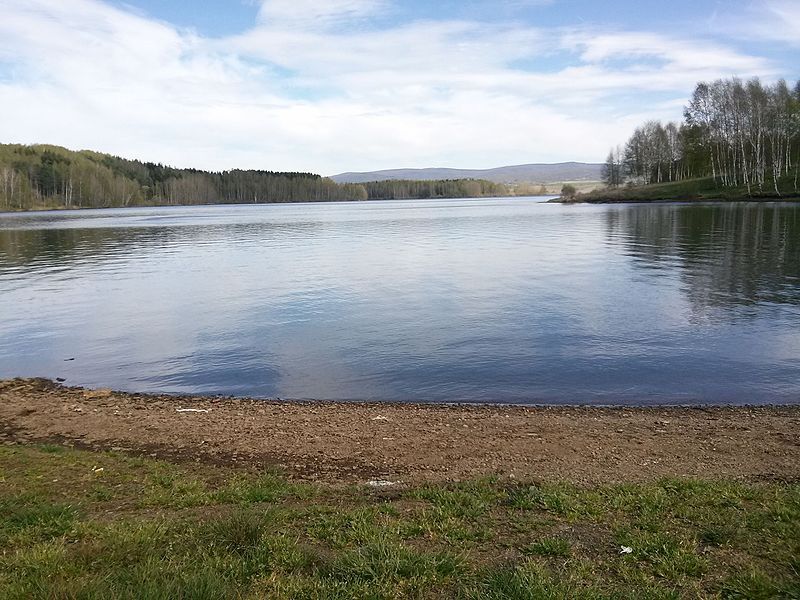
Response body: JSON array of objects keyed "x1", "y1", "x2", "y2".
[
  {"x1": 2, "y1": 379, "x2": 798, "y2": 485},
  {"x1": 2, "y1": 380, "x2": 799, "y2": 598},
  {"x1": 549, "y1": 177, "x2": 800, "y2": 204}
]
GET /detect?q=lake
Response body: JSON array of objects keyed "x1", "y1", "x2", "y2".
[{"x1": 1, "y1": 198, "x2": 798, "y2": 405}]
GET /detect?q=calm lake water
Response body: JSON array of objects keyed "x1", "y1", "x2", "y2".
[{"x1": 1, "y1": 198, "x2": 799, "y2": 405}]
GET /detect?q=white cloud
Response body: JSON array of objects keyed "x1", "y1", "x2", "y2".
[
  {"x1": 257, "y1": 0, "x2": 386, "y2": 27},
  {"x1": 751, "y1": 0, "x2": 800, "y2": 46},
  {"x1": 0, "y1": 0, "x2": 787, "y2": 174},
  {"x1": 567, "y1": 30, "x2": 769, "y2": 73},
  {"x1": 716, "y1": 0, "x2": 800, "y2": 48}
]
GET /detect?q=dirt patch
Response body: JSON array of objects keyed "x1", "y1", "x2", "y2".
[{"x1": 1, "y1": 378, "x2": 798, "y2": 484}]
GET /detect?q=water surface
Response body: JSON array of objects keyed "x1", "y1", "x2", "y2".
[{"x1": 1, "y1": 198, "x2": 798, "y2": 405}]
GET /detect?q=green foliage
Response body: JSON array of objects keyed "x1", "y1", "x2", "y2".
[
  {"x1": 469, "y1": 561, "x2": 608, "y2": 600},
  {"x1": 325, "y1": 537, "x2": 464, "y2": 587},
  {"x1": 363, "y1": 178, "x2": 509, "y2": 199},
  {"x1": 523, "y1": 537, "x2": 572, "y2": 558},
  {"x1": 560, "y1": 183, "x2": 578, "y2": 200},
  {"x1": 214, "y1": 470, "x2": 314, "y2": 505},
  {"x1": 0, "y1": 495, "x2": 78, "y2": 547},
  {"x1": 608, "y1": 77, "x2": 800, "y2": 196},
  {"x1": 0, "y1": 144, "x2": 517, "y2": 211},
  {"x1": 571, "y1": 175, "x2": 800, "y2": 203},
  {"x1": 507, "y1": 482, "x2": 594, "y2": 517},
  {"x1": 2, "y1": 445, "x2": 800, "y2": 599},
  {"x1": 0, "y1": 143, "x2": 370, "y2": 211},
  {"x1": 201, "y1": 509, "x2": 271, "y2": 554},
  {"x1": 720, "y1": 568, "x2": 795, "y2": 599}
]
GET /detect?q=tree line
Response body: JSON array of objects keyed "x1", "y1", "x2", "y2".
[
  {"x1": 0, "y1": 144, "x2": 513, "y2": 211},
  {"x1": 362, "y1": 178, "x2": 509, "y2": 200},
  {"x1": 0, "y1": 144, "x2": 369, "y2": 210},
  {"x1": 603, "y1": 77, "x2": 800, "y2": 195}
]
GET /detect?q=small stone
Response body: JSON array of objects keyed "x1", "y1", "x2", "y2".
[{"x1": 83, "y1": 389, "x2": 113, "y2": 399}]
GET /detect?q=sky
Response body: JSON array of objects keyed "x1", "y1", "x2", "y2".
[{"x1": 0, "y1": 0, "x2": 797, "y2": 175}]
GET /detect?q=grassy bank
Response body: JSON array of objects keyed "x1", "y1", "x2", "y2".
[
  {"x1": 1, "y1": 445, "x2": 798, "y2": 599},
  {"x1": 553, "y1": 177, "x2": 800, "y2": 204}
]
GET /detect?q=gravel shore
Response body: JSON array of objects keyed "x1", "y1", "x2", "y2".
[{"x1": 2, "y1": 378, "x2": 798, "y2": 484}]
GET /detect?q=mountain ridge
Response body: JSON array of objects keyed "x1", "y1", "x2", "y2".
[{"x1": 330, "y1": 162, "x2": 604, "y2": 184}]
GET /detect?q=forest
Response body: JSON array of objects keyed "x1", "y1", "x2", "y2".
[
  {"x1": 603, "y1": 77, "x2": 800, "y2": 196},
  {"x1": 362, "y1": 178, "x2": 509, "y2": 200},
  {"x1": 0, "y1": 144, "x2": 511, "y2": 211}
]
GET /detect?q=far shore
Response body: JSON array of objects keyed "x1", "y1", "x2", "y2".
[
  {"x1": 549, "y1": 195, "x2": 800, "y2": 204},
  {"x1": 2, "y1": 378, "x2": 798, "y2": 485},
  {"x1": 4, "y1": 193, "x2": 798, "y2": 214},
  {"x1": 550, "y1": 177, "x2": 800, "y2": 204},
  {"x1": 0, "y1": 196, "x2": 521, "y2": 214},
  {"x1": 0, "y1": 193, "x2": 566, "y2": 215}
]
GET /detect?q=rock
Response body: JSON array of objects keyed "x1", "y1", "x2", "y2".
[{"x1": 83, "y1": 389, "x2": 113, "y2": 399}]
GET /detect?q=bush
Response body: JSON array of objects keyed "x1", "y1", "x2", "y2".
[{"x1": 560, "y1": 184, "x2": 578, "y2": 201}]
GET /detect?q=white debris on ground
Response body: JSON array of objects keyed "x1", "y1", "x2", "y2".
[
  {"x1": 619, "y1": 546, "x2": 633, "y2": 555},
  {"x1": 371, "y1": 416, "x2": 390, "y2": 421},
  {"x1": 365, "y1": 479, "x2": 401, "y2": 488},
  {"x1": 176, "y1": 408, "x2": 210, "y2": 413}
]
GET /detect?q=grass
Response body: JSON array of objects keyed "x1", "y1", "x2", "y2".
[
  {"x1": 523, "y1": 538, "x2": 572, "y2": 558},
  {"x1": 555, "y1": 176, "x2": 800, "y2": 203},
  {"x1": 0, "y1": 445, "x2": 798, "y2": 599}
]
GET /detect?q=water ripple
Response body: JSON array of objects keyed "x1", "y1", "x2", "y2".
[{"x1": 1, "y1": 199, "x2": 799, "y2": 405}]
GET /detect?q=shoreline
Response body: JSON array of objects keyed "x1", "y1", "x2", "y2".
[
  {"x1": 3, "y1": 378, "x2": 798, "y2": 485},
  {"x1": 0, "y1": 195, "x2": 539, "y2": 215},
  {"x1": 551, "y1": 198, "x2": 800, "y2": 204},
  {"x1": 548, "y1": 195, "x2": 800, "y2": 204},
  {"x1": 549, "y1": 176, "x2": 800, "y2": 204},
  {"x1": 3, "y1": 194, "x2": 797, "y2": 214}
]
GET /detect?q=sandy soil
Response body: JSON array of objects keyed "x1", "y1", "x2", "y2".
[{"x1": 1, "y1": 378, "x2": 798, "y2": 485}]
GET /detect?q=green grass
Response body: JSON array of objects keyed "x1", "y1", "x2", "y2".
[
  {"x1": 523, "y1": 537, "x2": 572, "y2": 558},
  {"x1": 0, "y1": 445, "x2": 798, "y2": 599},
  {"x1": 556, "y1": 176, "x2": 800, "y2": 203}
]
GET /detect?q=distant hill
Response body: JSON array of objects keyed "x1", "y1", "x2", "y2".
[{"x1": 331, "y1": 162, "x2": 604, "y2": 184}]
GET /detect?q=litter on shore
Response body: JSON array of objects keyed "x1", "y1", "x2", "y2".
[{"x1": 366, "y1": 479, "x2": 401, "y2": 487}]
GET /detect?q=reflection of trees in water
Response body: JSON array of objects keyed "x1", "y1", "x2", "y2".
[
  {"x1": 0, "y1": 227, "x2": 173, "y2": 270},
  {"x1": 606, "y1": 204, "x2": 800, "y2": 311},
  {"x1": 0, "y1": 221, "x2": 323, "y2": 273}
]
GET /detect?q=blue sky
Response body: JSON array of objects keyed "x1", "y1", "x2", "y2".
[{"x1": 0, "y1": 0, "x2": 797, "y2": 173}]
